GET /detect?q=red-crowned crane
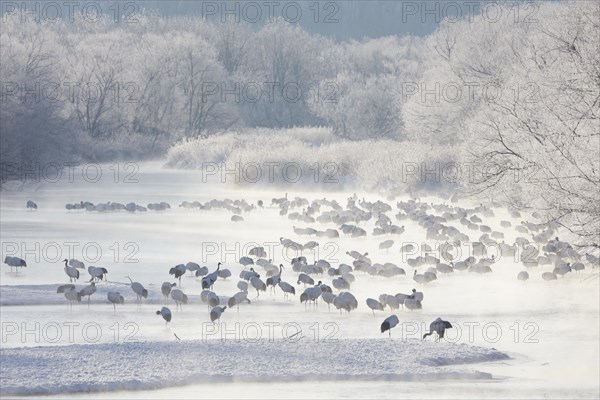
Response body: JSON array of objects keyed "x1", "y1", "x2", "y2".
[
  {"x1": 210, "y1": 306, "x2": 227, "y2": 323},
  {"x1": 161, "y1": 282, "x2": 176, "y2": 301},
  {"x1": 79, "y1": 282, "x2": 96, "y2": 307},
  {"x1": 107, "y1": 291, "x2": 124, "y2": 313},
  {"x1": 125, "y1": 276, "x2": 148, "y2": 305},
  {"x1": 381, "y1": 315, "x2": 399, "y2": 337},
  {"x1": 202, "y1": 263, "x2": 221, "y2": 290},
  {"x1": 156, "y1": 307, "x2": 172, "y2": 325},
  {"x1": 366, "y1": 298, "x2": 384, "y2": 315},
  {"x1": 63, "y1": 259, "x2": 79, "y2": 282},
  {"x1": 423, "y1": 318, "x2": 453, "y2": 341}
]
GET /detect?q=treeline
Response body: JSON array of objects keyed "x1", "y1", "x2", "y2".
[
  {"x1": 1, "y1": 2, "x2": 598, "y2": 237},
  {"x1": 1, "y1": 11, "x2": 421, "y2": 165}
]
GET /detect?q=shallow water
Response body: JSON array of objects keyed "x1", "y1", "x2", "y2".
[{"x1": 1, "y1": 162, "x2": 598, "y2": 398}]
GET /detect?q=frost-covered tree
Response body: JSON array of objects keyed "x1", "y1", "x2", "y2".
[
  {"x1": 63, "y1": 30, "x2": 132, "y2": 139},
  {"x1": 127, "y1": 32, "x2": 180, "y2": 147},
  {"x1": 213, "y1": 18, "x2": 251, "y2": 75},
  {"x1": 312, "y1": 72, "x2": 403, "y2": 140},
  {"x1": 398, "y1": 1, "x2": 599, "y2": 238},
  {"x1": 312, "y1": 36, "x2": 422, "y2": 140},
  {"x1": 240, "y1": 19, "x2": 330, "y2": 128},
  {"x1": 0, "y1": 17, "x2": 74, "y2": 167},
  {"x1": 171, "y1": 33, "x2": 237, "y2": 138},
  {"x1": 463, "y1": 1, "x2": 600, "y2": 238}
]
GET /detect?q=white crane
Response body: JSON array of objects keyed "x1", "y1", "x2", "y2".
[
  {"x1": 170, "y1": 289, "x2": 188, "y2": 309},
  {"x1": 412, "y1": 269, "x2": 427, "y2": 284},
  {"x1": 195, "y1": 266, "x2": 209, "y2": 278},
  {"x1": 278, "y1": 281, "x2": 295, "y2": 300},
  {"x1": 249, "y1": 246, "x2": 267, "y2": 258},
  {"x1": 202, "y1": 263, "x2": 221, "y2": 290},
  {"x1": 321, "y1": 291, "x2": 336, "y2": 310},
  {"x1": 217, "y1": 268, "x2": 232, "y2": 279},
  {"x1": 378, "y1": 239, "x2": 394, "y2": 251},
  {"x1": 156, "y1": 307, "x2": 172, "y2": 325},
  {"x1": 342, "y1": 271, "x2": 356, "y2": 282},
  {"x1": 404, "y1": 298, "x2": 422, "y2": 310},
  {"x1": 379, "y1": 294, "x2": 399, "y2": 311},
  {"x1": 79, "y1": 282, "x2": 96, "y2": 306},
  {"x1": 200, "y1": 290, "x2": 211, "y2": 306},
  {"x1": 169, "y1": 264, "x2": 187, "y2": 287},
  {"x1": 4, "y1": 256, "x2": 27, "y2": 272},
  {"x1": 303, "y1": 241, "x2": 319, "y2": 251},
  {"x1": 63, "y1": 286, "x2": 81, "y2": 309},
  {"x1": 266, "y1": 264, "x2": 284, "y2": 293},
  {"x1": 319, "y1": 282, "x2": 333, "y2": 293},
  {"x1": 333, "y1": 292, "x2": 358, "y2": 313},
  {"x1": 517, "y1": 271, "x2": 529, "y2": 281},
  {"x1": 423, "y1": 318, "x2": 453, "y2": 341},
  {"x1": 185, "y1": 261, "x2": 200, "y2": 276},
  {"x1": 410, "y1": 288, "x2": 424, "y2": 302},
  {"x1": 346, "y1": 250, "x2": 369, "y2": 261},
  {"x1": 436, "y1": 263, "x2": 454, "y2": 274},
  {"x1": 57, "y1": 284, "x2": 75, "y2": 294},
  {"x1": 63, "y1": 259, "x2": 79, "y2": 283},
  {"x1": 161, "y1": 282, "x2": 176, "y2": 300},
  {"x1": 237, "y1": 280, "x2": 249, "y2": 293},
  {"x1": 125, "y1": 276, "x2": 148, "y2": 305},
  {"x1": 210, "y1": 306, "x2": 227, "y2": 323},
  {"x1": 239, "y1": 256, "x2": 254, "y2": 266},
  {"x1": 542, "y1": 271, "x2": 557, "y2": 281},
  {"x1": 394, "y1": 292, "x2": 410, "y2": 308},
  {"x1": 553, "y1": 263, "x2": 572, "y2": 277},
  {"x1": 366, "y1": 298, "x2": 384, "y2": 315},
  {"x1": 250, "y1": 275, "x2": 267, "y2": 297},
  {"x1": 88, "y1": 266, "x2": 108, "y2": 281},
  {"x1": 381, "y1": 315, "x2": 399, "y2": 337},
  {"x1": 57, "y1": 284, "x2": 79, "y2": 309},
  {"x1": 68, "y1": 259, "x2": 85, "y2": 269},
  {"x1": 332, "y1": 277, "x2": 351, "y2": 291},
  {"x1": 227, "y1": 291, "x2": 251, "y2": 313},
  {"x1": 297, "y1": 273, "x2": 314, "y2": 287},
  {"x1": 207, "y1": 291, "x2": 220, "y2": 308},
  {"x1": 300, "y1": 284, "x2": 323, "y2": 308},
  {"x1": 107, "y1": 291, "x2": 124, "y2": 313},
  {"x1": 571, "y1": 262, "x2": 585, "y2": 272},
  {"x1": 240, "y1": 268, "x2": 260, "y2": 281}
]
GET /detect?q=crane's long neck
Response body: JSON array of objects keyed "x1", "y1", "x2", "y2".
[{"x1": 64, "y1": 260, "x2": 68, "y2": 267}]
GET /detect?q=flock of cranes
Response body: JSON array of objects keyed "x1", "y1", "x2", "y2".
[
  {"x1": 64, "y1": 201, "x2": 171, "y2": 212},
  {"x1": 4, "y1": 195, "x2": 600, "y2": 341}
]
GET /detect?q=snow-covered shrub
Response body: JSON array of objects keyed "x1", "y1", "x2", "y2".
[{"x1": 166, "y1": 127, "x2": 459, "y2": 194}]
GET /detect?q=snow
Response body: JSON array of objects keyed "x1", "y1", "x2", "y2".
[
  {"x1": 0, "y1": 339, "x2": 508, "y2": 396},
  {"x1": 0, "y1": 283, "x2": 198, "y2": 306}
]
